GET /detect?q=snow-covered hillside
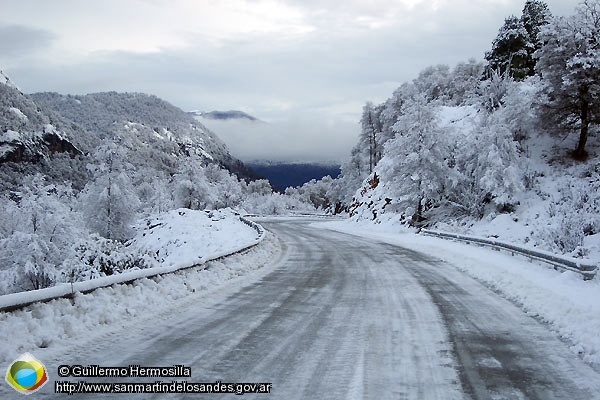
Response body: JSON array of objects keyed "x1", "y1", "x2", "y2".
[
  {"x1": 0, "y1": 71, "x2": 86, "y2": 164},
  {"x1": 30, "y1": 92, "x2": 259, "y2": 180},
  {"x1": 346, "y1": 97, "x2": 599, "y2": 263},
  {"x1": 445, "y1": 132, "x2": 600, "y2": 262}
]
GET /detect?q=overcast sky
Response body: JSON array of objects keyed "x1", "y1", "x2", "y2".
[{"x1": 0, "y1": 0, "x2": 579, "y2": 162}]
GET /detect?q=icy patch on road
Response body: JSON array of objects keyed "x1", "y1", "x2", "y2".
[
  {"x1": 0, "y1": 231, "x2": 282, "y2": 368},
  {"x1": 315, "y1": 219, "x2": 600, "y2": 367}
]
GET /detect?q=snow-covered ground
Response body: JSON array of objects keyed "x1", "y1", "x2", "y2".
[
  {"x1": 130, "y1": 208, "x2": 261, "y2": 270},
  {"x1": 0, "y1": 211, "x2": 277, "y2": 367},
  {"x1": 315, "y1": 218, "x2": 600, "y2": 367}
]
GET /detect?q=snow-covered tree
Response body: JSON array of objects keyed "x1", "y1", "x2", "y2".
[
  {"x1": 246, "y1": 179, "x2": 273, "y2": 197},
  {"x1": 136, "y1": 172, "x2": 174, "y2": 215},
  {"x1": 449, "y1": 59, "x2": 485, "y2": 105},
  {"x1": 173, "y1": 158, "x2": 215, "y2": 210},
  {"x1": 379, "y1": 83, "x2": 417, "y2": 145},
  {"x1": 79, "y1": 144, "x2": 140, "y2": 241},
  {"x1": 0, "y1": 175, "x2": 83, "y2": 292},
  {"x1": 496, "y1": 76, "x2": 540, "y2": 143},
  {"x1": 203, "y1": 163, "x2": 244, "y2": 209},
  {"x1": 521, "y1": 0, "x2": 553, "y2": 75},
  {"x1": 450, "y1": 112, "x2": 524, "y2": 217},
  {"x1": 413, "y1": 64, "x2": 453, "y2": 102},
  {"x1": 485, "y1": 15, "x2": 532, "y2": 80},
  {"x1": 381, "y1": 94, "x2": 451, "y2": 224},
  {"x1": 477, "y1": 70, "x2": 514, "y2": 112},
  {"x1": 360, "y1": 102, "x2": 383, "y2": 173},
  {"x1": 535, "y1": 0, "x2": 600, "y2": 158},
  {"x1": 485, "y1": 1, "x2": 551, "y2": 79},
  {"x1": 285, "y1": 176, "x2": 335, "y2": 210}
]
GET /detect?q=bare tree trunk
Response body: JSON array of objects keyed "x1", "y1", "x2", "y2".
[{"x1": 575, "y1": 86, "x2": 590, "y2": 159}]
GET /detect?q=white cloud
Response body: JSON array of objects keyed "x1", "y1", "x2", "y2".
[{"x1": 198, "y1": 114, "x2": 359, "y2": 163}]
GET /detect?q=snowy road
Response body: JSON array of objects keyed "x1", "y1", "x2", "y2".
[{"x1": 31, "y1": 219, "x2": 600, "y2": 399}]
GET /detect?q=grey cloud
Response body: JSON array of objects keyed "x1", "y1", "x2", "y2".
[{"x1": 0, "y1": 25, "x2": 56, "y2": 58}]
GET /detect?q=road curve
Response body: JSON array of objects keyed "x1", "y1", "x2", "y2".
[{"x1": 33, "y1": 219, "x2": 600, "y2": 399}]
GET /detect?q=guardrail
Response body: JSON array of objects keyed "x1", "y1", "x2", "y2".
[
  {"x1": 421, "y1": 229, "x2": 598, "y2": 280},
  {"x1": 0, "y1": 217, "x2": 266, "y2": 313},
  {"x1": 239, "y1": 216, "x2": 265, "y2": 237}
]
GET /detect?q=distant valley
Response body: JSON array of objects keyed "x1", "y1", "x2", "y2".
[{"x1": 247, "y1": 162, "x2": 341, "y2": 192}]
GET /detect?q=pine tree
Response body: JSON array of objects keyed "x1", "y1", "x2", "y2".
[
  {"x1": 485, "y1": 1, "x2": 552, "y2": 80},
  {"x1": 521, "y1": 0, "x2": 552, "y2": 75},
  {"x1": 485, "y1": 16, "x2": 531, "y2": 80},
  {"x1": 535, "y1": 0, "x2": 600, "y2": 158}
]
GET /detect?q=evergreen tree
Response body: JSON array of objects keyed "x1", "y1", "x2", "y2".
[
  {"x1": 521, "y1": 0, "x2": 552, "y2": 52},
  {"x1": 485, "y1": 16, "x2": 532, "y2": 80},
  {"x1": 486, "y1": 1, "x2": 551, "y2": 79},
  {"x1": 535, "y1": 0, "x2": 600, "y2": 158}
]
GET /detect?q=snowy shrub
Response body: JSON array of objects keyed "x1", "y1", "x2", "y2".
[
  {"x1": 477, "y1": 71, "x2": 513, "y2": 112},
  {"x1": 0, "y1": 232, "x2": 58, "y2": 293},
  {"x1": 242, "y1": 192, "x2": 313, "y2": 215},
  {"x1": 534, "y1": 178, "x2": 600, "y2": 255},
  {"x1": 71, "y1": 235, "x2": 157, "y2": 279}
]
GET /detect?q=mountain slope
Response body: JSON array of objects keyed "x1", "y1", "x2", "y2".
[
  {"x1": 30, "y1": 92, "x2": 260, "y2": 180},
  {"x1": 0, "y1": 72, "x2": 84, "y2": 164}
]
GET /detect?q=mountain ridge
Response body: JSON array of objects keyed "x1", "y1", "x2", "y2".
[{"x1": 189, "y1": 110, "x2": 260, "y2": 122}]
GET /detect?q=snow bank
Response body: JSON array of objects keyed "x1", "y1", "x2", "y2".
[
  {"x1": 0, "y1": 229, "x2": 281, "y2": 367},
  {"x1": 315, "y1": 219, "x2": 600, "y2": 366},
  {"x1": 130, "y1": 208, "x2": 261, "y2": 269}
]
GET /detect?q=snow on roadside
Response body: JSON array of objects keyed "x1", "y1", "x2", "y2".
[
  {"x1": 0, "y1": 220, "x2": 280, "y2": 368},
  {"x1": 0, "y1": 208, "x2": 262, "y2": 310},
  {"x1": 315, "y1": 218, "x2": 600, "y2": 366},
  {"x1": 130, "y1": 208, "x2": 260, "y2": 269}
]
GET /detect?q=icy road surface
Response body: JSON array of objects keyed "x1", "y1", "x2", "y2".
[{"x1": 31, "y1": 219, "x2": 600, "y2": 399}]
